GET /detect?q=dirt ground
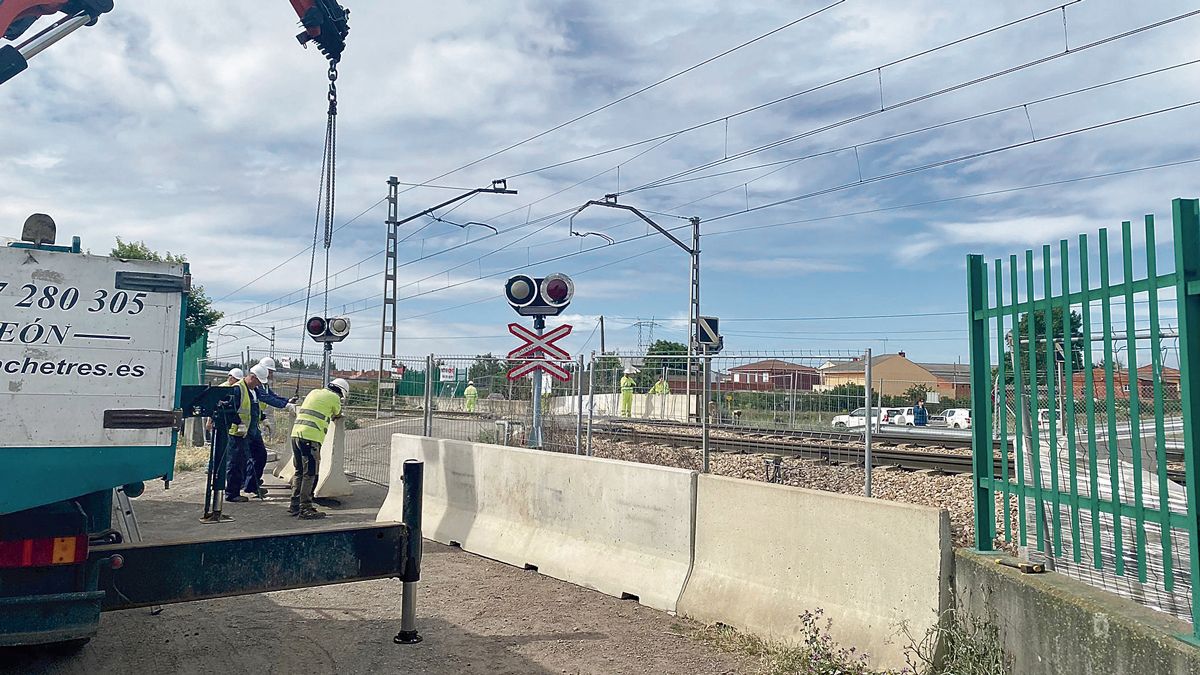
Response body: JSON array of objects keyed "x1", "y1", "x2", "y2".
[{"x1": 1, "y1": 469, "x2": 749, "y2": 675}]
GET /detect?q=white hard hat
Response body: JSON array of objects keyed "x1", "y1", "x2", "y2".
[
  {"x1": 249, "y1": 364, "x2": 269, "y2": 381},
  {"x1": 229, "y1": 368, "x2": 244, "y2": 379},
  {"x1": 468, "y1": 380, "x2": 474, "y2": 385},
  {"x1": 623, "y1": 367, "x2": 635, "y2": 374},
  {"x1": 258, "y1": 356, "x2": 276, "y2": 371},
  {"x1": 329, "y1": 378, "x2": 351, "y2": 398}
]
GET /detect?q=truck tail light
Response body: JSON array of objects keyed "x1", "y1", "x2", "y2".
[{"x1": 0, "y1": 535, "x2": 88, "y2": 568}]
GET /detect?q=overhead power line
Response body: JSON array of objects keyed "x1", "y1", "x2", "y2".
[
  {"x1": 707, "y1": 98, "x2": 1200, "y2": 221},
  {"x1": 505, "y1": 0, "x2": 1087, "y2": 181},
  {"x1": 625, "y1": 7, "x2": 1200, "y2": 194},
  {"x1": 404, "y1": 1, "x2": 848, "y2": 189},
  {"x1": 233, "y1": 146, "x2": 1200, "y2": 329}
]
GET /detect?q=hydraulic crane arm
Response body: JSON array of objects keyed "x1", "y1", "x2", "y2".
[
  {"x1": 0, "y1": 0, "x2": 113, "y2": 85},
  {"x1": 0, "y1": 0, "x2": 349, "y2": 86}
]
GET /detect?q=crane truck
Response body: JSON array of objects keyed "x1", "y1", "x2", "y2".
[{"x1": 0, "y1": 2, "x2": 425, "y2": 651}]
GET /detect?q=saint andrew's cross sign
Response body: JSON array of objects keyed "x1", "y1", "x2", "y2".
[{"x1": 507, "y1": 323, "x2": 572, "y2": 381}]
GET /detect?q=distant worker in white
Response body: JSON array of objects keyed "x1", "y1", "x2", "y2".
[
  {"x1": 289, "y1": 378, "x2": 349, "y2": 519},
  {"x1": 464, "y1": 380, "x2": 478, "y2": 413}
]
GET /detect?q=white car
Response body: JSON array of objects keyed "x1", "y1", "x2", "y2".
[
  {"x1": 832, "y1": 407, "x2": 878, "y2": 429},
  {"x1": 879, "y1": 407, "x2": 903, "y2": 425},
  {"x1": 943, "y1": 408, "x2": 971, "y2": 429}
]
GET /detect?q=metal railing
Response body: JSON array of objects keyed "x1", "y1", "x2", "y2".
[{"x1": 967, "y1": 198, "x2": 1199, "y2": 629}]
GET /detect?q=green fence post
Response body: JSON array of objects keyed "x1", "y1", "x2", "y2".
[
  {"x1": 968, "y1": 254, "x2": 996, "y2": 550},
  {"x1": 1170, "y1": 197, "x2": 1200, "y2": 639}
]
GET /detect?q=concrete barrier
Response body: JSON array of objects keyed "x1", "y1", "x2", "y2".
[
  {"x1": 549, "y1": 393, "x2": 694, "y2": 421},
  {"x1": 272, "y1": 420, "x2": 352, "y2": 498},
  {"x1": 677, "y1": 475, "x2": 952, "y2": 671},
  {"x1": 379, "y1": 433, "x2": 696, "y2": 612}
]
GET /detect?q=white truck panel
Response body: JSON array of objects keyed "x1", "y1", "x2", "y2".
[{"x1": 0, "y1": 246, "x2": 185, "y2": 447}]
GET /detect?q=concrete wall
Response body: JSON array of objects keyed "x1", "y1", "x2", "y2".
[
  {"x1": 379, "y1": 434, "x2": 696, "y2": 612},
  {"x1": 955, "y1": 549, "x2": 1200, "y2": 675},
  {"x1": 677, "y1": 475, "x2": 952, "y2": 671},
  {"x1": 549, "y1": 393, "x2": 693, "y2": 421},
  {"x1": 379, "y1": 435, "x2": 953, "y2": 668}
]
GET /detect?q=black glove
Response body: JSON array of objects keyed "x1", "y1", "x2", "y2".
[{"x1": 289, "y1": 396, "x2": 299, "y2": 404}]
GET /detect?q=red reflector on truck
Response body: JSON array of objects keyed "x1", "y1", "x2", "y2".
[{"x1": 0, "y1": 535, "x2": 88, "y2": 568}]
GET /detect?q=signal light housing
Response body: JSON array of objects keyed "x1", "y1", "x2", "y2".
[
  {"x1": 505, "y1": 273, "x2": 574, "y2": 316},
  {"x1": 306, "y1": 315, "x2": 351, "y2": 343}
]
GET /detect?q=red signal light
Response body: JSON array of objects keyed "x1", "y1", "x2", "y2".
[
  {"x1": 545, "y1": 278, "x2": 569, "y2": 302},
  {"x1": 307, "y1": 316, "x2": 326, "y2": 337}
]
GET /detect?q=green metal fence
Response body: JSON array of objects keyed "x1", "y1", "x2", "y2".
[{"x1": 968, "y1": 198, "x2": 1199, "y2": 633}]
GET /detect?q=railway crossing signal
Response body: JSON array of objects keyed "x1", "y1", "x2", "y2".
[
  {"x1": 505, "y1": 273, "x2": 574, "y2": 316},
  {"x1": 306, "y1": 315, "x2": 351, "y2": 343},
  {"x1": 507, "y1": 323, "x2": 572, "y2": 381}
]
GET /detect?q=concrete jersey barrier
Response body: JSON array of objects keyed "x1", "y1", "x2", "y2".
[
  {"x1": 677, "y1": 474, "x2": 952, "y2": 671},
  {"x1": 379, "y1": 434, "x2": 696, "y2": 612}
]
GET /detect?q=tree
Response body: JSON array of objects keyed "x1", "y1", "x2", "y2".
[
  {"x1": 639, "y1": 339, "x2": 688, "y2": 388},
  {"x1": 111, "y1": 238, "x2": 222, "y2": 346},
  {"x1": 468, "y1": 353, "x2": 509, "y2": 392},
  {"x1": 1001, "y1": 307, "x2": 1084, "y2": 383},
  {"x1": 903, "y1": 383, "x2": 933, "y2": 403}
]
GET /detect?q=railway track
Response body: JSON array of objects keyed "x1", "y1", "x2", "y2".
[{"x1": 594, "y1": 425, "x2": 1188, "y2": 484}]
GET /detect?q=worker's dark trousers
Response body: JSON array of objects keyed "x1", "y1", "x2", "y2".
[
  {"x1": 290, "y1": 438, "x2": 320, "y2": 511},
  {"x1": 225, "y1": 435, "x2": 250, "y2": 499},
  {"x1": 242, "y1": 433, "x2": 268, "y2": 494}
]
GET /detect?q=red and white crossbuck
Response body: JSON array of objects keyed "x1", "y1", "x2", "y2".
[{"x1": 507, "y1": 322, "x2": 572, "y2": 381}]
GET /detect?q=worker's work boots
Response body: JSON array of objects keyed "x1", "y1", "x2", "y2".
[{"x1": 298, "y1": 508, "x2": 326, "y2": 520}]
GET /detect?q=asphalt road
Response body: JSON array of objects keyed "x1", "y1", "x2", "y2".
[{"x1": 1, "y1": 469, "x2": 746, "y2": 675}]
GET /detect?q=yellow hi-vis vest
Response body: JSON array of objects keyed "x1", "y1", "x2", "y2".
[
  {"x1": 620, "y1": 375, "x2": 635, "y2": 393},
  {"x1": 229, "y1": 379, "x2": 253, "y2": 437},
  {"x1": 290, "y1": 388, "x2": 342, "y2": 444},
  {"x1": 464, "y1": 385, "x2": 478, "y2": 400}
]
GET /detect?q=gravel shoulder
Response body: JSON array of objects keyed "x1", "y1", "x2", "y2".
[{"x1": 2, "y1": 469, "x2": 748, "y2": 675}]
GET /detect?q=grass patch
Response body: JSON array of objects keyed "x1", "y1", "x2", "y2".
[
  {"x1": 904, "y1": 611, "x2": 1010, "y2": 675},
  {"x1": 693, "y1": 609, "x2": 1011, "y2": 675},
  {"x1": 693, "y1": 610, "x2": 890, "y2": 675},
  {"x1": 174, "y1": 445, "x2": 209, "y2": 473}
]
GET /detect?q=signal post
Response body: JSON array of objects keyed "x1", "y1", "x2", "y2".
[{"x1": 505, "y1": 273, "x2": 575, "y2": 448}]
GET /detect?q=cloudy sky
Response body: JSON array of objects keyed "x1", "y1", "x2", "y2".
[{"x1": 4, "y1": 0, "x2": 1199, "y2": 368}]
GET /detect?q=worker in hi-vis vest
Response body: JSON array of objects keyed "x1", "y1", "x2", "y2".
[
  {"x1": 619, "y1": 367, "x2": 636, "y2": 417},
  {"x1": 464, "y1": 380, "x2": 478, "y2": 413},
  {"x1": 646, "y1": 374, "x2": 670, "y2": 419},
  {"x1": 225, "y1": 366, "x2": 267, "y2": 503},
  {"x1": 289, "y1": 378, "x2": 349, "y2": 519}
]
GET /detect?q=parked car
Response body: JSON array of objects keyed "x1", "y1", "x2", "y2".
[
  {"x1": 832, "y1": 407, "x2": 878, "y2": 429},
  {"x1": 879, "y1": 407, "x2": 903, "y2": 425},
  {"x1": 943, "y1": 408, "x2": 971, "y2": 429},
  {"x1": 892, "y1": 406, "x2": 915, "y2": 425}
]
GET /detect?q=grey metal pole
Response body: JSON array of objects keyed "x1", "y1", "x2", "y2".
[
  {"x1": 790, "y1": 372, "x2": 797, "y2": 428},
  {"x1": 864, "y1": 348, "x2": 873, "y2": 497},
  {"x1": 530, "y1": 317, "x2": 545, "y2": 448},
  {"x1": 270, "y1": 326, "x2": 276, "y2": 359},
  {"x1": 687, "y1": 217, "x2": 701, "y2": 422},
  {"x1": 587, "y1": 351, "x2": 596, "y2": 456},
  {"x1": 702, "y1": 346, "x2": 711, "y2": 473},
  {"x1": 322, "y1": 343, "x2": 332, "y2": 388},
  {"x1": 576, "y1": 354, "x2": 584, "y2": 454},
  {"x1": 876, "y1": 380, "x2": 883, "y2": 433},
  {"x1": 394, "y1": 459, "x2": 423, "y2": 644},
  {"x1": 423, "y1": 354, "x2": 433, "y2": 437}
]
